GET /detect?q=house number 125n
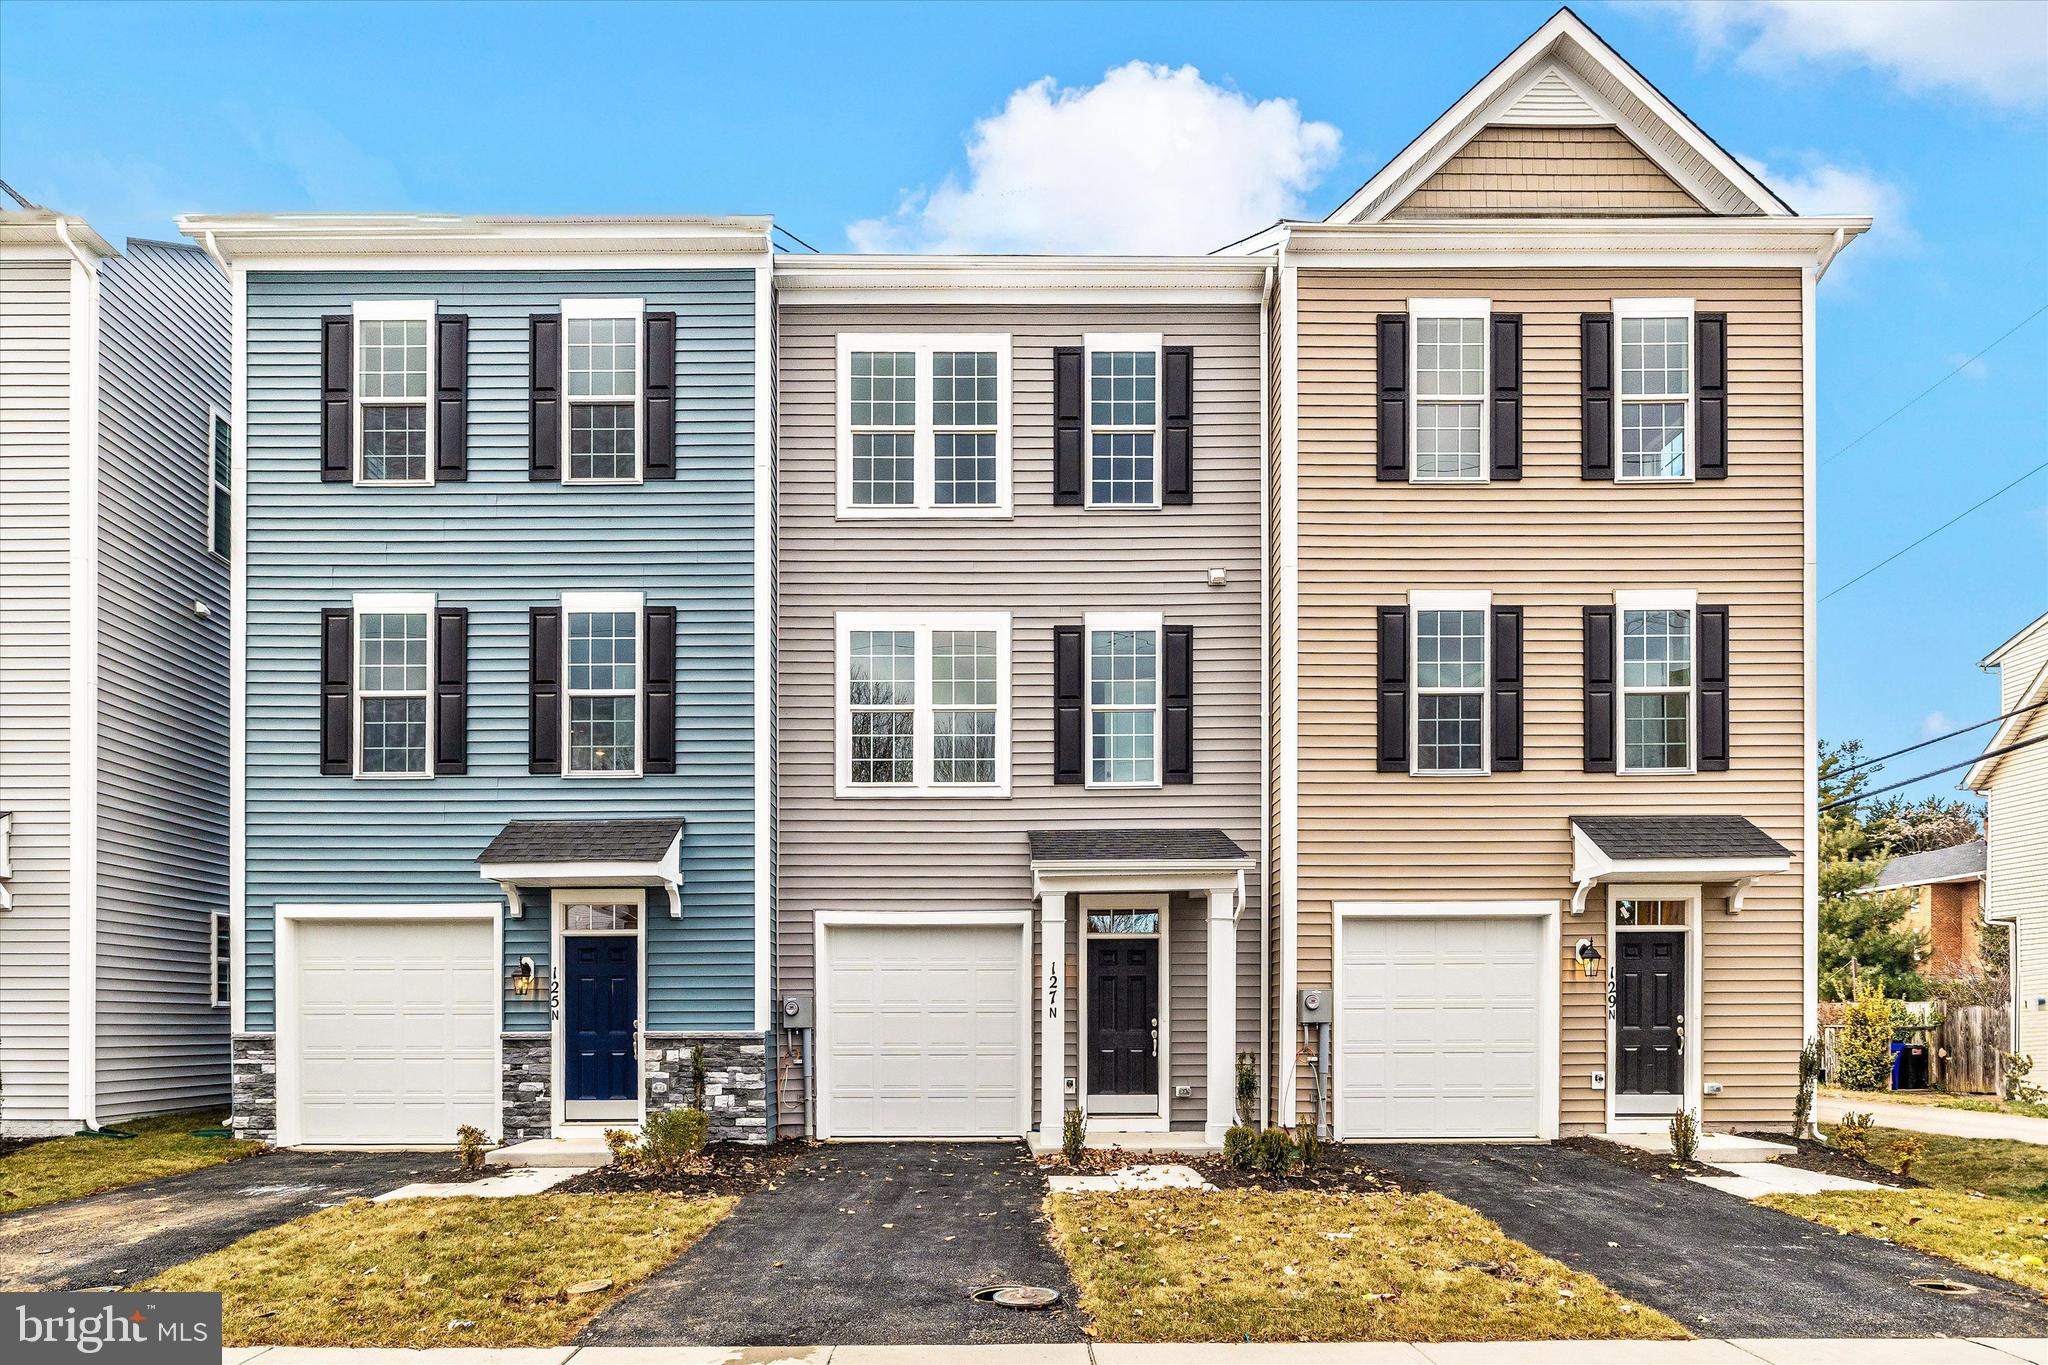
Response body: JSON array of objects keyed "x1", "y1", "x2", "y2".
[{"x1": 549, "y1": 976, "x2": 561, "y2": 1022}]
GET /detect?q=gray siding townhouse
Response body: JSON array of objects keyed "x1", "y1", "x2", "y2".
[
  {"x1": 182, "y1": 215, "x2": 776, "y2": 1147},
  {"x1": 0, "y1": 206, "x2": 232, "y2": 1134},
  {"x1": 773, "y1": 257, "x2": 1269, "y2": 1145}
]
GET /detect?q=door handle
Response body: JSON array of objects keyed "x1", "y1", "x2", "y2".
[
  {"x1": 1675, "y1": 1014, "x2": 1684, "y2": 1055},
  {"x1": 1150, "y1": 1017, "x2": 1159, "y2": 1058}
]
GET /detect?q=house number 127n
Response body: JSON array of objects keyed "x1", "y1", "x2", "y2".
[{"x1": 1046, "y1": 963, "x2": 1060, "y2": 1019}]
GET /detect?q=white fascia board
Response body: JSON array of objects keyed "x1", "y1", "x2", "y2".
[
  {"x1": 1981, "y1": 611, "x2": 2048, "y2": 669},
  {"x1": 177, "y1": 213, "x2": 773, "y2": 264},
  {"x1": 775, "y1": 256, "x2": 1267, "y2": 306},
  {"x1": 1966, "y1": 661, "x2": 2048, "y2": 791},
  {"x1": 1284, "y1": 217, "x2": 1870, "y2": 269},
  {"x1": 0, "y1": 210, "x2": 117, "y2": 258}
]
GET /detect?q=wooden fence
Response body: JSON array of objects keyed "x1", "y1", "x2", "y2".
[{"x1": 1932, "y1": 1005, "x2": 2009, "y2": 1095}]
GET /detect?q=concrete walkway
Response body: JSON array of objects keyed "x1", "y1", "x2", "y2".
[
  {"x1": 1819, "y1": 1095, "x2": 2048, "y2": 1145},
  {"x1": 218, "y1": 1339, "x2": 2048, "y2": 1363}
]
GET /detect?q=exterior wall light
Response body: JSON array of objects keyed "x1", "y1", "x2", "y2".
[
  {"x1": 511, "y1": 956, "x2": 538, "y2": 998},
  {"x1": 1575, "y1": 938, "x2": 1604, "y2": 979}
]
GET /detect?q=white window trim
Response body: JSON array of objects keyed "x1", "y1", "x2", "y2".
[
  {"x1": 1614, "y1": 588, "x2": 1698, "y2": 776},
  {"x1": 205, "y1": 404, "x2": 231, "y2": 562},
  {"x1": 835, "y1": 333, "x2": 1013, "y2": 518},
  {"x1": 1409, "y1": 588, "x2": 1491, "y2": 777},
  {"x1": 352, "y1": 590, "x2": 435, "y2": 781},
  {"x1": 1613, "y1": 296, "x2": 1696, "y2": 484},
  {"x1": 1083, "y1": 331, "x2": 1164, "y2": 510},
  {"x1": 351, "y1": 299, "x2": 436, "y2": 488},
  {"x1": 208, "y1": 910, "x2": 230, "y2": 1008},
  {"x1": 1408, "y1": 298, "x2": 1491, "y2": 485},
  {"x1": 1084, "y1": 609, "x2": 1165, "y2": 790},
  {"x1": 562, "y1": 589, "x2": 645, "y2": 780},
  {"x1": 834, "y1": 610, "x2": 1012, "y2": 798},
  {"x1": 1077, "y1": 891, "x2": 1170, "y2": 1121},
  {"x1": 562, "y1": 297, "x2": 647, "y2": 487}
]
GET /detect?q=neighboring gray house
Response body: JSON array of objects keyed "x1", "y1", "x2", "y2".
[
  {"x1": 772, "y1": 256, "x2": 1269, "y2": 1146},
  {"x1": 0, "y1": 205, "x2": 232, "y2": 1134}
]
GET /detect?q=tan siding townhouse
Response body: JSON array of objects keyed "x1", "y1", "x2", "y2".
[{"x1": 1244, "y1": 10, "x2": 1868, "y2": 1138}]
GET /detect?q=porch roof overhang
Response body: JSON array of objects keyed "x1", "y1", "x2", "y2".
[
  {"x1": 477, "y1": 818, "x2": 684, "y2": 918},
  {"x1": 1027, "y1": 828, "x2": 1252, "y2": 914},
  {"x1": 1569, "y1": 815, "x2": 1790, "y2": 916}
]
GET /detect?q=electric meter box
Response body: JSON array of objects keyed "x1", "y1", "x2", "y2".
[
  {"x1": 780, "y1": 994, "x2": 814, "y2": 1030},
  {"x1": 1297, "y1": 988, "x2": 1332, "y2": 1025}
]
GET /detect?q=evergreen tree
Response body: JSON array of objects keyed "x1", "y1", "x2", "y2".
[{"x1": 1818, "y1": 740, "x2": 1928, "y2": 1001}]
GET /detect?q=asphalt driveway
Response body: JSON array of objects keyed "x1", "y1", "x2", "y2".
[
  {"x1": 577, "y1": 1141, "x2": 1084, "y2": 1346},
  {"x1": 1368, "y1": 1141, "x2": 2048, "y2": 1338},
  {"x1": 0, "y1": 1149, "x2": 460, "y2": 1290}
]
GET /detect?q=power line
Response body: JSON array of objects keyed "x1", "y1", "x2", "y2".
[
  {"x1": 1820, "y1": 457, "x2": 2048, "y2": 603},
  {"x1": 772, "y1": 224, "x2": 821, "y2": 254},
  {"x1": 1822, "y1": 302, "x2": 2048, "y2": 469},
  {"x1": 1839, "y1": 697, "x2": 2048, "y2": 775},
  {"x1": 1820, "y1": 731, "x2": 2048, "y2": 811}
]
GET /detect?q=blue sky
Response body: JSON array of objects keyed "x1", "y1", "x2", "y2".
[{"x1": 4, "y1": 0, "x2": 2043, "y2": 804}]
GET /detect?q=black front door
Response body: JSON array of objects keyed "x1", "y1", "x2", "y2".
[
  {"x1": 1088, "y1": 940, "x2": 1159, "y2": 1099},
  {"x1": 1616, "y1": 931, "x2": 1684, "y2": 1097}
]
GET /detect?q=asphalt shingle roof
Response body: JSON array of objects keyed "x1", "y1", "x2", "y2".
[
  {"x1": 1571, "y1": 814, "x2": 1789, "y2": 861},
  {"x1": 478, "y1": 818, "x2": 683, "y2": 865},
  {"x1": 1874, "y1": 838, "x2": 1987, "y2": 891},
  {"x1": 1026, "y1": 828, "x2": 1248, "y2": 863}
]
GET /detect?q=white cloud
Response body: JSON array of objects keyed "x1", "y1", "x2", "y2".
[
  {"x1": 1656, "y1": 0, "x2": 2048, "y2": 109},
  {"x1": 848, "y1": 62, "x2": 1340, "y2": 254},
  {"x1": 1922, "y1": 711, "x2": 1952, "y2": 739},
  {"x1": 1740, "y1": 155, "x2": 1915, "y2": 257},
  {"x1": 1947, "y1": 352, "x2": 1992, "y2": 381}
]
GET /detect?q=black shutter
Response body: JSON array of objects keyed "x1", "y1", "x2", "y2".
[
  {"x1": 319, "y1": 607, "x2": 352, "y2": 775},
  {"x1": 1696, "y1": 313, "x2": 1728, "y2": 480},
  {"x1": 1491, "y1": 606, "x2": 1524, "y2": 772},
  {"x1": 435, "y1": 314, "x2": 468, "y2": 482},
  {"x1": 645, "y1": 606, "x2": 677, "y2": 774},
  {"x1": 1490, "y1": 314, "x2": 1523, "y2": 481},
  {"x1": 1581, "y1": 313, "x2": 1614, "y2": 480},
  {"x1": 644, "y1": 311, "x2": 677, "y2": 480},
  {"x1": 320, "y1": 315, "x2": 352, "y2": 482},
  {"x1": 1162, "y1": 345, "x2": 1194, "y2": 505},
  {"x1": 1376, "y1": 606, "x2": 1409, "y2": 772},
  {"x1": 1376, "y1": 314, "x2": 1409, "y2": 482},
  {"x1": 1583, "y1": 605, "x2": 1617, "y2": 772},
  {"x1": 1698, "y1": 605, "x2": 1730, "y2": 771},
  {"x1": 1054, "y1": 625, "x2": 1085, "y2": 783},
  {"x1": 1053, "y1": 347, "x2": 1085, "y2": 505},
  {"x1": 1163, "y1": 624, "x2": 1193, "y2": 783},
  {"x1": 433, "y1": 607, "x2": 468, "y2": 775},
  {"x1": 529, "y1": 314, "x2": 562, "y2": 482},
  {"x1": 529, "y1": 606, "x2": 562, "y2": 774}
]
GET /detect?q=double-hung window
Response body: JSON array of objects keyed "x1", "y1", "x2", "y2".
[
  {"x1": 1085, "y1": 333, "x2": 1161, "y2": 507},
  {"x1": 837, "y1": 335, "x2": 1011, "y2": 516},
  {"x1": 209, "y1": 911, "x2": 231, "y2": 1008},
  {"x1": 837, "y1": 612, "x2": 1010, "y2": 796},
  {"x1": 1411, "y1": 590, "x2": 1489, "y2": 775},
  {"x1": 206, "y1": 405, "x2": 231, "y2": 561},
  {"x1": 1085, "y1": 611, "x2": 1161, "y2": 787},
  {"x1": 1615, "y1": 298, "x2": 1693, "y2": 481},
  {"x1": 563, "y1": 298, "x2": 644, "y2": 484},
  {"x1": 563, "y1": 591, "x2": 643, "y2": 776},
  {"x1": 1617, "y1": 590, "x2": 1695, "y2": 773},
  {"x1": 1410, "y1": 299, "x2": 1489, "y2": 483},
  {"x1": 353, "y1": 300, "x2": 434, "y2": 486},
  {"x1": 354, "y1": 591, "x2": 434, "y2": 777}
]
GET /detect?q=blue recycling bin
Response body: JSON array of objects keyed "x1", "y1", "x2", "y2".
[{"x1": 1890, "y1": 1040, "x2": 1931, "y2": 1090}]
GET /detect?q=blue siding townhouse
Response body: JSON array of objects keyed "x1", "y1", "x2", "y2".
[{"x1": 181, "y1": 215, "x2": 775, "y2": 1146}]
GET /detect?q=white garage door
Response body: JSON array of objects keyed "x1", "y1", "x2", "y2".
[
  {"x1": 822, "y1": 922, "x2": 1024, "y2": 1139},
  {"x1": 1338, "y1": 915, "x2": 1546, "y2": 1140},
  {"x1": 292, "y1": 917, "x2": 498, "y2": 1146}
]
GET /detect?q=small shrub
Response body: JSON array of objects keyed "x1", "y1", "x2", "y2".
[
  {"x1": 1297, "y1": 1125, "x2": 1322, "y2": 1171},
  {"x1": 1835, "y1": 981, "x2": 1897, "y2": 1092},
  {"x1": 1222, "y1": 1124, "x2": 1257, "y2": 1171},
  {"x1": 1890, "y1": 1132, "x2": 1928, "y2": 1177},
  {"x1": 1061, "y1": 1106, "x2": 1087, "y2": 1165},
  {"x1": 455, "y1": 1124, "x2": 489, "y2": 1171},
  {"x1": 2006, "y1": 1052, "x2": 2044, "y2": 1106},
  {"x1": 1667, "y1": 1109, "x2": 1700, "y2": 1163},
  {"x1": 1794, "y1": 1037, "x2": 1825, "y2": 1136},
  {"x1": 640, "y1": 1107, "x2": 710, "y2": 1176},
  {"x1": 603, "y1": 1127, "x2": 640, "y2": 1166},
  {"x1": 1831, "y1": 1110, "x2": 1875, "y2": 1160},
  {"x1": 1252, "y1": 1126, "x2": 1298, "y2": 1176},
  {"x1": 1235, "y1": 1052, "x2": 1259, "y2": 1127}
]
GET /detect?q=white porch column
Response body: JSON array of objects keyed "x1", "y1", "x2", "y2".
[
  {"x1": 1205, "y1": 887, "x2": 1238, "y2": 1145},
  {"x1": 1039, "y1": 890, "x2": 1066, "y2": 1141}
]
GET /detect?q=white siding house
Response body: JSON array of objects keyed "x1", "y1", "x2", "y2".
[{"x1": 1969, "y1": 611, "x2": 2048, "y2": 1063}]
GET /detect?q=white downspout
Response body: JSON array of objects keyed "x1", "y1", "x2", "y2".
[{"x1": 1256, "y1": 260, "x2": 1275, "y2": 1128}]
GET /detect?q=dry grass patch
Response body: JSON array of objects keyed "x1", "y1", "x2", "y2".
[
  {"x1": 141, "y1": 1192, "x2": 732, "y2": 1347},
  {"x1": 1760, "y1": 1187, "x2": 2048, "y2": 1294},
  {"x1": 1049, "y1": 1189, "x2": 1684, "y2": 1343},
  {"x1": 0, "y1": 1110, "x2": 261, "y2": 1214},
  {"x1": 1841, "y1": 1127, "x2": 2048, "y2": 1203}
]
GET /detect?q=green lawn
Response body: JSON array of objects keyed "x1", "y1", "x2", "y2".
[
  {"x1": 1761, "y1": 1188, "x2": 2048, "y2": 1294},
  {"x1": 1048, "y1": 1189, "x2": 1684, "y2": 1343},
  {"x1": 1835, "y1": 1124, "x2": 2048, "y2": 1202},
  {"x1": 0, "y1": 1110, "x2": 263, "y2": 1214},
  {"x1": 1825, "y1": 1085, "x2": 2048, "y2": 1122},
  {"x1": 142, "y1": 1193, "x2": 733, "y2": 1347}
]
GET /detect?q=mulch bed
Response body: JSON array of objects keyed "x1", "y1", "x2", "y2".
[
  {"x1": 1036, "y1": 1144, "x2": 1398, "y2": 1193},
  {"x1": 1558, "y1": 1134, "x2": 1714, "y2": 1179},
  {"x1": 560, "y1": 1139, "x2": 806, "y2": 1197},
  {"x1": 1735, "y1": 1131, "x2": 1921, "y2": 1189}
]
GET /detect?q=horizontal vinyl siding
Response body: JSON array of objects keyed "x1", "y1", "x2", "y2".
[
  {"x1": 1294, "y1": 268, "x2": 1807, "y2": 1133},
  {"x1": 94, "y1": 243, "x2": 233, "y2": 1120},
  {"x1": 1389, "y1": 125, "x2": 1705, "y2": 218},
  {"x1": 774, "y1": 302, "x2": 1265, "y2": 1135},
  {"x1": 244, "y1": 269, "x2": 757, "y2": 1034},
  {"x1": 1992, "y1": 710, "x2": 2048, "y2": 1060},
  {"x1": 0, "y1": 252, "x2": 77, "y2": 1126}
]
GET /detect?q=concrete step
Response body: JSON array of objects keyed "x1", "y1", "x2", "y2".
[
  {"x1": 484, "y1": 1136, "x2": 615, "y2": 1169},
  {"x1": 1605, "y1": 1129, "x2": 1795, "y2": 1162}
]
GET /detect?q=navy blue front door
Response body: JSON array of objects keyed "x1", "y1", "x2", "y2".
[{"x1": 566, "y1": 937, "x2": 638, "y2": 1105}]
